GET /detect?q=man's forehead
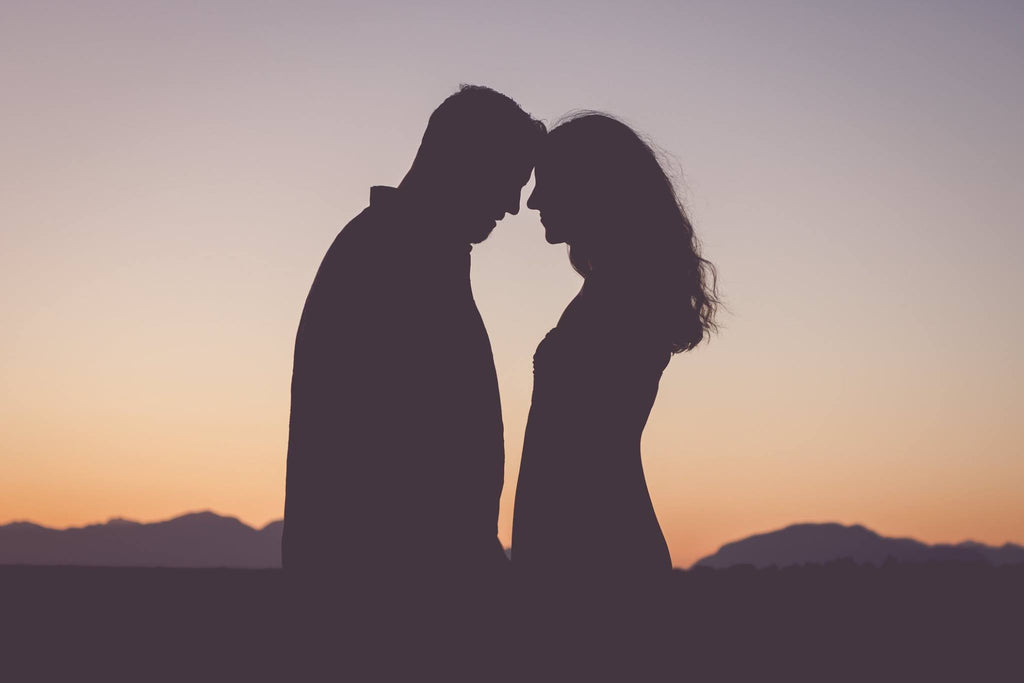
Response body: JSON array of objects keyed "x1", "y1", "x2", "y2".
[
  {"x1": 515, "y1": 146, "x2": 541, "y2": 173},
  {"x1": 517, "y1": 154, "x2": 536, "y2": 177}
]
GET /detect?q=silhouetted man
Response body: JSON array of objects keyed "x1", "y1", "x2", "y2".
[{"x1": 283, "y1": 86, "x2": 544, "y2": 604}]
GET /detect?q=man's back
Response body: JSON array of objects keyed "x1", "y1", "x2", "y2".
[{"x1": 282, "y1": 186, "x2": 507, "y2": 586}]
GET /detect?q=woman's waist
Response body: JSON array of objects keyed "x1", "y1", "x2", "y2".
[
  {"x1": 519, "y1": 441, "x2": 647, "y2": 478},
  {"x1": 523, "y1": 412, "x2": 652, "y2": 447}
]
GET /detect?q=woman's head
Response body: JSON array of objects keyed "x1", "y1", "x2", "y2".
[{"x1": 527, "y1": 112, "x2": 719, "y2": 352}]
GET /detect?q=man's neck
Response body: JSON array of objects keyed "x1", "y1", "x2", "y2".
[
  {"x1": 395, "y1": 178, "x2": 474, "y2": 249},
  {"x1": 379, "y1": 182, "x2": 471, "y2": 257},
  {"x1": 396, "y1": 174, "x2": 443, "y2": 212}
]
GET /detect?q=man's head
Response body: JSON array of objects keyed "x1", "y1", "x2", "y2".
[{"x1": 401, "y1": 85, "x2": 546, "y2": 244}]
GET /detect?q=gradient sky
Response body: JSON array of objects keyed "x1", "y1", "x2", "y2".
[{"x1": 2, "y1": 1, "x2": 1022, "y2": 567}]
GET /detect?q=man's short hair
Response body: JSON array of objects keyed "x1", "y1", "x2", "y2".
[{"x1": 418, "y1": 85, "x2": 546, "y2": 161}]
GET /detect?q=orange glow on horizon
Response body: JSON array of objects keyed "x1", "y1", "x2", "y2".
[{"x1": 3, "y1": 1, "x2": 1023, "y2": 570}]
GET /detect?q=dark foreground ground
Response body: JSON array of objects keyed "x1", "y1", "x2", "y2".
[{"x1": 3, "y1": 561, "x2": 1021, "y2": 681}]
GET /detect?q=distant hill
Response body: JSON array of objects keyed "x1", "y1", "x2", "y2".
[
  {"x1": 5, "y1": 515, "x2": 1022, "y2": 570},
  {"x1": 695, "y1": 522, "x2": 1024, "y2": 569},
  {"x1": 0, "y1": 512, "x2": 282, "y2": 568}
]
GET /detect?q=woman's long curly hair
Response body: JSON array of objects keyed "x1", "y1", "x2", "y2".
[{"x1": 545, "y1": 112, "x2": 720, "y2": 353}]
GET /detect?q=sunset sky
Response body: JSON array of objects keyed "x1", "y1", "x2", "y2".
[{"x1": 2, "y1": 1, "x2": 1022, "y2": 567}]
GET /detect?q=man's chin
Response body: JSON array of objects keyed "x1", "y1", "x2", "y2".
[{"x1": 468, "y1": 219, "x2": 499, "y2": 244}]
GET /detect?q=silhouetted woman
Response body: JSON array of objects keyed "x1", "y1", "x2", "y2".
[{"x1": 511, "y1": 113, "x2": 719, "y2": 588}]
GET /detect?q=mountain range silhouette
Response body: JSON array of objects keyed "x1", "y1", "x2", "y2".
[
  {"x1": 696, "y1": 522, "x2": 1024, "y2": 568},
  {"x1": 2, "y1": 514, "x2": 1022, "y2": 568},
  {"x1": 0, "y1": 511, "x2": 282, "y2": 568}
]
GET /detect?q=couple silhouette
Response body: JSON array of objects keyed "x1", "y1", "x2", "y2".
[{"x1": 281, "y1": 85, "x2": 718, "y2": 677}]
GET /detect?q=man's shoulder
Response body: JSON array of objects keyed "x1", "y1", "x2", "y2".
[
  {"x1": 308, "y1": 197, "x2": 423, "y2": 302},
  {"x1": 316, "y1": 203, "x2": 398, "y2": 274},
  {"x1": 330, "y1": 204, "x2": 385, "y2": 252}
]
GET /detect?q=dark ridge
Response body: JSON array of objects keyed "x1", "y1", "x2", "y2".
[
  {"x1": 695, "y1": 521, "x2": 1023, "y2": 568},
  {"x1": 0, "y1": 511, "x2": 282, "y2": 568}
]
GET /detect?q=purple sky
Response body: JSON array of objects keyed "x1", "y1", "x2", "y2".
[{"x1": 2, "y1": 1, "x2": 1022, "y2": 566}]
